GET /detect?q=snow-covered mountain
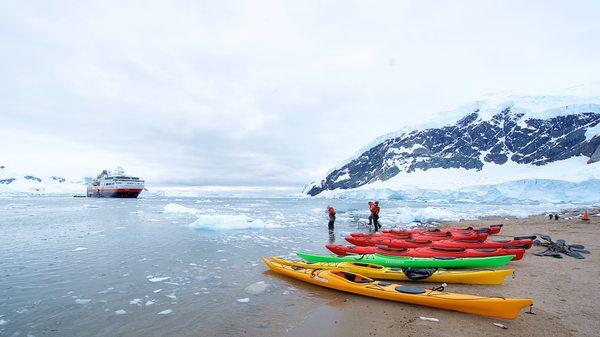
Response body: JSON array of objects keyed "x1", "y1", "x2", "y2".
[
  {"x1": 306, "y1": 94, "x2": 600, "y2": 202},
  {"x1": 0, "y1": 165, "x2": 84, "y2": 195}
]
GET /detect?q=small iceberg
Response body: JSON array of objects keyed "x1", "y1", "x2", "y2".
[
  {"x1": 188, "y1": 214, "x2": 282, "y2": 230},
  {"x1": 163, "y1": 203, "x2": 198, "y2": 214},
  {"x1": 245, "y1": 281, "x2": 271, "y2": 295}
]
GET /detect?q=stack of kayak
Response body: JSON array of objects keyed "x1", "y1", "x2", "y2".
[
  {"x1": 262, "y1": 224, "x2": 535, "y2": 319},
  {"x1": 330, "y1": 226, "x2": 536, "y2": 260}
]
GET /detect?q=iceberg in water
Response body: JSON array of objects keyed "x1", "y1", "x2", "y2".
[{"x1": 188, "y1": 214, "x2": 282, "y2": 230}]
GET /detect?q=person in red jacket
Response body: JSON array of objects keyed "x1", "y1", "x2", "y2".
[
  {"x1": 372, "y1": 201, "x2": 381, "y2": 231},
  {"x1": 327, "y1": 206, "x2": 336, "y2": 230}
]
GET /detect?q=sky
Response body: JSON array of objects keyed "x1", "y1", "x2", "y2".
[{"x1": 1, "y1": 0, "x2": 599, "y2": 188}]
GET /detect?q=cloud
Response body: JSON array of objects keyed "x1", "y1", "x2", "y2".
[{"x1": 1, "y1": 0, "x2": 600, "y2": 186}]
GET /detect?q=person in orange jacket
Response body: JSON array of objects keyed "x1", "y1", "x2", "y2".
[
  {"x1": 372, "y1": 201, "x2": 381, "y2": 231},
  {"x1": 327, "y1": 206, "x2": 336, "y2": 230}
]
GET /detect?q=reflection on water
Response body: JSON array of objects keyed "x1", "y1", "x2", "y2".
[{"x1": 328, "y1": 229, "x2": 336, "y2": 244}]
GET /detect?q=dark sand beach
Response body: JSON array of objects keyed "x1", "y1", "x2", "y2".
[{"x1": 283, "y1": 208, "x2": 600, "y2": 337}]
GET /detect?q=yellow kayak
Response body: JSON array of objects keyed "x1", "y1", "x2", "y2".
[
  {"x1": 271, "y1": 257, "x2": 514, "y2": 285},
  {"x1": 263, "y1": 258, "x2": 533, "y2": 319}
]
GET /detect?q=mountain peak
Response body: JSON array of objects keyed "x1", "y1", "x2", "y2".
[{"x1": 307, "y1": 96, "x2": 600, "y2": 196}]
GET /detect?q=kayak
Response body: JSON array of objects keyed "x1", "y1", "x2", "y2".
[
  {"x1": 348, "y1": 235, "x2": 535, "y2": 249},
  {"x1": 271, "y1": 257, "x2": 515, "y2": 285},
  {"x1": 346, "y1": 236, "x2": 433, "y2": 248},
  {"x1": 351, "y1": 231, "x2": 489, "y2": 241},
  {"x1": 326, "y1": 244, "x2": 525, "y2": 260},
  {"x1": 430, "y1": 236, "x2": 535, "y2": 250},
  {"x1": 263, "y1": 258, "x2": 532, "y2": 319},
  {"x1": 387, "y1": 231, "x2": 490, "y2": 241},
  {"x1": 297, "y1": 252, "x2": 515, "y2": 268},
  {"x1": 383, "y1": 224, "x2": 503, "y2": 235}
]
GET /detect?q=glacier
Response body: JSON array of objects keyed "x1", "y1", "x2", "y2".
[{"x1": 307, "y1": 93, "x2": 600, "y2": 204}]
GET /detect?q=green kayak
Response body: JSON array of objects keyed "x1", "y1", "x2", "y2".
[{"x1": 296, "y1": 252, "x2": 514, "y2": 269}]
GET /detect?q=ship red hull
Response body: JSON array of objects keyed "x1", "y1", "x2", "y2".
[{"x1": 87, "y1": 188, "x2": 142, "y2": 198}]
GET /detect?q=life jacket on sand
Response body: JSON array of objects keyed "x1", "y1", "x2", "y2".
[
  {"x1": 582, "y1": 211, "x2": 590, "y2": 221},
  {"x1": 328, "y1": 207, "x2": 336, "y2": 216}
]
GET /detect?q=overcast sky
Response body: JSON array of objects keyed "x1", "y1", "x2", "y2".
[{"x1": 1, "y1": 0, "x2": 599, "y2": 187}]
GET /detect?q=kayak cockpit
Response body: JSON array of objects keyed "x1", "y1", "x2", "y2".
[
  {"x1": 350, "y1": 262, "x2": 384, "y2": 269},
  {"x1": 331, "y1": 271, "x2": 374, "y2": 284}
]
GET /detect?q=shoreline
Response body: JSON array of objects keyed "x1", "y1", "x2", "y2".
[{"x1": 282, "y1": 207, "x2": 600, "y2": 337}]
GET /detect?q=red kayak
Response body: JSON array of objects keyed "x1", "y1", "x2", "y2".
[
  {"x1": 430, "y1": 236, "x2": 535, "y2": 250},
  {"x1": 384, "y1": 230, "x2": 489, "y2": 241},
  {"x1": 353, "y1": 231, "x2": 489, "y2": 241},
  {"x1": 383, "y1": 224, "x2": 503, "y2": 235},
  {"x1": 346, "y1": 236, "x2": 433, "y2": 248},
  {"x1": 325, "y1": 244, "x2": 524, "y2": 260},
  {"x1": 347, "y1": 235, "x2": 535, "y2": 249}
]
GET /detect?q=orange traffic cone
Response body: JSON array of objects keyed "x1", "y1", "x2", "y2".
[{"x1": 582, "y1": 211, "x2": 590, "y2": 221}]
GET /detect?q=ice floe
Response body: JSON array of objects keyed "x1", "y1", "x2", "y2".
[
  {"x1": 72, "y1": 247, "x2": 88, "y2": 252},
  {"x1": 129, "y1": 298, "x2": 142, "y2": 305},
  {"x1": 188, "y1": 214, "x2": 282, "y2": 230},
  {"x1": 75, "y1": 299, "x2": 91, "y2": 304},
  {"x1": 163, "y1": 203, "x2": 198, "y2": 214},
  {"x1": 147, "y1": 276, "x2": 170, "y2": 283},
  {"x1": 157, "y1": 309, "x2": 172, "y2": 315},
  {"x1": 236, "y1": 298, "x2": 250, "y2": 303},
  {"x1": 114, "y1": 310, "x2": 127, "y2": 315},
  {"x1": 245, "y1": 281, "x2": 271, "y2": 295}
]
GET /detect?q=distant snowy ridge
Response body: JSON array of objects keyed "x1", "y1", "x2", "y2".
[
  {"x1": 307, "y1": 94, "x2": 600, "y2": 197},
  {"x1": 0, "y1": 165, "x2": 84, "y2": 195}
]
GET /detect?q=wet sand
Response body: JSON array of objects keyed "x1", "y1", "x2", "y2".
[{"x1": 283, "y1": 208, "x2": 600, "y2": 337}]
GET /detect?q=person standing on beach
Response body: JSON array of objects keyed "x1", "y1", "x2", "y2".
[
  {"x1": 373, "y1": 201, "x2": 381, "y2": 231},
  {"x1": 368, "y1": 201, "x2": 375, "y2": 230},
  {"x1": 327, "y1": 206, "x2": 336, "y2": 230}
]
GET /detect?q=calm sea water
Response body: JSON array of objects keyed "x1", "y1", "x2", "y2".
[{"x1": 0, "y1": 195, "x2": 562, "y2": 336}]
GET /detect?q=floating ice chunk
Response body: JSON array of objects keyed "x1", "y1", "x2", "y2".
[
  {"x1": 129, "y1": 299, "x2": 142, "y2": 305},
  {"x1": 75, "y1": 299, "x2": 91, "y2": 304},
  {"x1": 245, "y1": 281, "x2": 271, "y2": 295},
  {"x1": 166, "y1": 294, "x2": 177, "y2": 300},
  {"x1": 216, "y1": 250, "x2": 225, "y2": 253},
  {"x1": 157, "y1": 309, "x2": 172, "y2": 315},
  {"x1": 114, "y1": 310, "x2": 127, "y2": 315},
  {"x1": 163, "y1": 203, "x2": 198, "y2": 214},
  {"x1": 148, "y1": 277, "x2": 170, "y2": 283},
  {"x1": 153, "y1": 289, "x2": 163, "y2": 293},
  {"x1": 145, "y1": 301, "x2": 155, "y2": 306},
  {"x1": 188, "y1": 214, "x2": 282, "y2": 230},
  {"x1": 0, "y1": 319, "x2": 7, "y2": 325},
  {"x1": 72, "y1": 247, "x2": 88, "y2": 252},
  {"x1": 237, "y1": 298, "x2": 250, "y2": 303}
]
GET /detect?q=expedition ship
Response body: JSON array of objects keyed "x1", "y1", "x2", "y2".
[{"x1": 86, "y1": 167, "x2": 145, "y2": 198}]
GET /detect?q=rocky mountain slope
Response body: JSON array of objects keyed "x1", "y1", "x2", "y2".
[{"x1": 307, "y1": 96, "x2": 600, "y2": 196}]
